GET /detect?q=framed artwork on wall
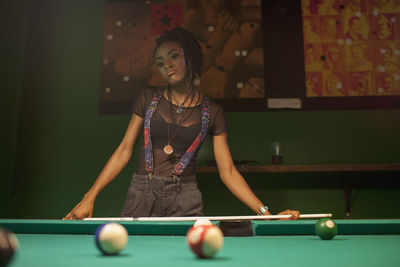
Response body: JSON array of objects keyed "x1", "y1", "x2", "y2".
[
  {"x1": 98, "y1": 0, "x2": 400, "y2": 114},
  {"x1": 264, "y1": 0, "x2": 400, "y2": 110},
  {"x1": 99, "y1": 0, "x2": 266, "y2": 114}
]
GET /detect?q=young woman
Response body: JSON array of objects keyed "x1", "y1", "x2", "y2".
[{"x1": 64, "y1": 27, "x2": 299, "y2": 220}]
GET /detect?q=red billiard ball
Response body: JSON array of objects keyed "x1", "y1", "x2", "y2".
[
  {"x1": 186, "y1": 224, "x2": 224, "y2": 258},
  {"x1": 193, "y1": 218, "x2": 213, "y2": 228},
  {"x1": 0, "y1": 227, "x2": 19, "y2": 267},
  {"x1": 315, "y1": 218, "x2": 338, "y2": 240}
]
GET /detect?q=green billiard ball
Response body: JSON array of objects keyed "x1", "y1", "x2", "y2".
[{"x1": 315, "y1": 218, "x2": 338, "y2": 240}]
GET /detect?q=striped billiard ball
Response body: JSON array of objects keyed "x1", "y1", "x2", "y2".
[{"x1": 186, "y1": 224, "x2": 224, "y2": 258}]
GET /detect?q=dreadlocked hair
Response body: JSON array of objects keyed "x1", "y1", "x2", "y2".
[{"x1": 153, "y1": 27, "x2": 203, "y2": 86}]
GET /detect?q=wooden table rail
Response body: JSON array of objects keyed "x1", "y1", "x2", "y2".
[
  {"x1": 195, "y1": 164, "x2": 400, "y2": 173},
  {"x1": 195, "y1": 163, "x2": 400, "y2": 219}
]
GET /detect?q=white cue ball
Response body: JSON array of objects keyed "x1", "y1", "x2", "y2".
[
  {"x1": 95, "y1": 223, "x2": 128, "y2": 255},
  {"x1": 194, "y1": 218, "x2": 213, "y2": 228}
]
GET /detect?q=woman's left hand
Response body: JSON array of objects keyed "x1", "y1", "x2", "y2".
[{"x1": 278, "y1": 209, "x2": 300, "y2": 220}]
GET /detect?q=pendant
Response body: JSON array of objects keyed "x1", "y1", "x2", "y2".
[
  {"x1": 164, "y1": 145, "x2": 174, "y2": 155},
  {"x1": 177, "y1": 106, "x2": 183, "y2": 114}
]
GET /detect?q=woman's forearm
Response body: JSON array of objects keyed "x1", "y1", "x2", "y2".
[
  {"x1": 218, "y1": 166, "x2": 269, "y2": 215},
  {"x1": 85, "y1": 144, "x2": 133, "y2": 200}
]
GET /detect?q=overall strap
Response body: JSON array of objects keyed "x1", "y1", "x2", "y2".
[
  {"x1": 144, "y1": 88, "x2": 211, "y2": 179},
  {"x1": 172, "y1": 96, "x2": 210, "y2": 177},
  {"x1": 144, "y1": 88, "x2": 164, "y2": 177}
]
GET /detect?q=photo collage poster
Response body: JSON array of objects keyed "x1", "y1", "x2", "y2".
[{"x1": 303, "y1": 0, "x2": 400, "y2": 97}]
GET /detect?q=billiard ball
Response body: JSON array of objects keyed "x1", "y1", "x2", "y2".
[
  {"x1": 193, "y1": 218, "x2": 213, "y2": 228},
  {"x1": 315, "y1": 218, "x2": 338, "y2": 240},
  {"x1": 95, "y1": 223, "x2": 128, "y2": 255},
  {"x1": 186, "y1": 224, "x2": 224, "y2": 258},
  {"x1": 0, "y1": 227, "x2": 19, "y2": 267}
]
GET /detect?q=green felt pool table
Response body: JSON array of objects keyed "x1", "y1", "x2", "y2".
[{"x1": 1, "y1": 219, "x2": 400, "y2": 267}]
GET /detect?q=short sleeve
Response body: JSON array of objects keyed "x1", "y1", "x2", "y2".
[
  {"x1": 209, "y1": 102, "x2": 228, "y2": 136},
  {"x1": 131, "y1": 88, "x2": 156, "y2": 118}
]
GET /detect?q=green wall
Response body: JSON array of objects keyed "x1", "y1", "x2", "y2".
[
  {"x1": 1, "y1": 0, "x2": 399, "y2": 220},
  {"x1": 1, "y1": 0, "x2": 31, "y2": 217}
]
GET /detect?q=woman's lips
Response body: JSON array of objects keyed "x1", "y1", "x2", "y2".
[{"x1": 167, "y1": 69, "x2": 177, "y2": 77}]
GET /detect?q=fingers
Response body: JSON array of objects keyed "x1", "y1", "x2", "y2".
[
  {"x1": 63, "y1": 208, "x2": 81, "y2": 221},
  {"x1": 285, "y1": 210, "x2": 300, "y2": 220},
  {"x1": 278, "y1": 210, "x2": 300, "y2": 220},
  {"x1": 63, "y1": 212, "x2": 77, "y2": 220},
  {"x1": 225, "y1": 17, "x2": 240, "y2": 32},
  {"x1": 64, "y1": 198, "x2": 94, "y2": 220},
  {"x1": 68, "y1": 213, "x2": 82, "y2": 220},
  {"x1": 224, "y1": 16, "x2": 234, "y2": 30},
  {"x1": 232, "y1": 20, "x2": 240, "y2": 32},
  {"x1": 63, "y1": 213, "x2": 71, "y2": 220},
  {"x1": 218, "y1": 9, "x2": 228, "y2": 20},
  {"x1": 278, "y1": 210, "x2": 291, "y2": 221},
  {"x1": 217, "y1": 9, "x2": 239, "y2": 32},
  {"x1": 291, "y1": 210, "x2": 300, "y2": 220}
]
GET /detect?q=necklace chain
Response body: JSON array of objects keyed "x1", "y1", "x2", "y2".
[
  {"x1": 164, "y1": 88, "x2": 198, "y2": 155},
  {"x1": 170, "y1": 88, "x2": 193, "y2": 114}
]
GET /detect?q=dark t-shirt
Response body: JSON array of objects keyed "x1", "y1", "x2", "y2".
[{"x1": 132, "y1": 88, "x2": 227, "y2": 177}]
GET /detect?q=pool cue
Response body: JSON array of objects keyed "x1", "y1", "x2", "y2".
[{"x1": 83, "y1": 213, "x2": 332, "y2": 221}]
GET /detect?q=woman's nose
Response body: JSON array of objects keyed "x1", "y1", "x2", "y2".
[{"x1": 165, "y1": 58, "x2": 173, "y2": 68}]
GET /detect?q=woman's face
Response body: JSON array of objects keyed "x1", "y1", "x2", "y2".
[
  {"x1": 378, "y1": 16, "x2": 390, "y2": 33},
  {"x1": 350, "y1": 18, "x2": 361, "y2": 33},
  {"x1": 382, "y1": 47, "x2": 393, "y2": 61},
  {"x1": 357, "y1": 78, "x2": 369, "y2": 95},
  {"x1": 351, "y1": 45, "x2": 365, "y2": 61},
  {"x1": 328, "y1": 47, "x2": 339, "y2": 61},
  {"x1": 384, "y1": 76, "x2": 393, "y2": 91},
  {"x1": 326, "y1": 76, "x2": 338, "y2": 93},
  {"x1": 303, "y1": 19, "x2": 313, "y2": 33},
  {"x1": 154, "y1": 41, "x2": 187, "y2": 85},
  {"x1": 325, "y1": 19, "x2": 337, "y2": 37},
  {"x1": 350, "y1": 0, "x2": 361, "y2": 6},
  {"x1": 305, "y1": 47, "x2": 314, "y2": 63},
  {"x1": 302, "y1": 0, "x2": 310, "y2": 9},
  {"x1": 200, "y1": 0, "x2": 226, "y2": 16}
]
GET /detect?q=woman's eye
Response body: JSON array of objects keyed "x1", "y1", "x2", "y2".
[
  {"x1": 171, "y1": 53, "x2": 179, "y2": 59},
  {"x1": 156, "y1": 62, "x2": 164, "y2": 68}
]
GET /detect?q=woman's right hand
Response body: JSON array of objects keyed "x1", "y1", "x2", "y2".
[
  {"x1": 63, "y1": 196, "x2": 95, "y2": 220},
  {"x1": 216, "y1": 9, "x2": 240, "y2": 33},
  {"x1": 63, "y1": 115, "x2": 143, "y2": 220}
]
